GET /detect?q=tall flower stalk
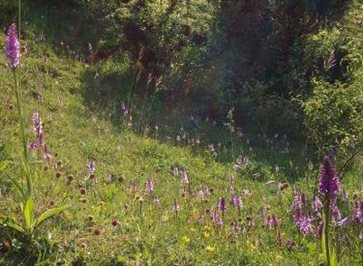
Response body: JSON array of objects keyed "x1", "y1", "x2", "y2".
[
  {"x1": 319, "y1": 156, "x2": 340, "y2": 266},
  {"x1": 6, "y1": 23, "x2": 32, "y2": 197},
  {"x1": 3, "y1": 20, "x2": 69, "y2": 240}
]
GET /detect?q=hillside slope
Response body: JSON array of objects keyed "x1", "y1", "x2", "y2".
[{"x1": 0, "y1": 29, "x2": 361, "y2": 265}]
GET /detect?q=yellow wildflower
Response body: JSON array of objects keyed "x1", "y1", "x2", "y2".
[
  {"x1": 204, "y1": 225, "x2": 212, "y2": 232},
  {"x1": 181, "y1": 236, "x2": 191, "y2": 244},
  {"x1": 247, "y1": 240, "x2": 257, "y2": 251},
  {"x1": 206, "y1": 245, "x2": 216, "y2": 252}
]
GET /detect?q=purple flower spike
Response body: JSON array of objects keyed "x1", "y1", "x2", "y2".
[
  {"x1": 332, "y1": 205, "x2": 342, "y2": 224},
  {"x1": 316, "y1": 220, "x2": 323, "y2": 238},
  {"x1": 353, "y1": 201, "x2": 363, "y2": 223},
  {"x1": 180, "y1": 170, "x2": 189, "y2": 185},
  {"x1": 319, "y1": 156, "x2": 340, "y2": 203},
  {"x1": 28, "y1": 141, "x2": 37, "y2": 151},
  {"x1": 32, "y1": 112, "x2": 44, "y2": 146},
  {"x1": 217, "y1": 197, "x2": 226, "y2": 213},
  {"x1": 292, "y1": 189, "x2": 304, "y2": 225},
  {"x1": 231, "y1": 195, "x2": 242, "y2": 209},
  {"x1": 298, "y1": 215, "x2": 313, "y2": 235},
  {"x1": 43, "y1": 144, "x2": 52, "y2": 160},
  {"x1": 267, "y1": 215, "x2": 279, "y2": 229},
  {"x1": 86, "y1": 160, "x2": 96, "y2": 173},
  {"x1": 286, "y1": 239, "x2": 294, "y2": 250},
  {"x1": 5, "y1": 23, "x2": 20, "y2": 69},
  {"x1": 145, "y1": 177, "x2": 154, "y2": 195},
  {"x1": 312, "y1": 196, "x2": 323, "y2": 212},
  {"x1": 31, "y1": 112, "x2": 52, "y2": 159},
  {"x1": 211, "y1": 210, "x2": 223, "y2": 226}
]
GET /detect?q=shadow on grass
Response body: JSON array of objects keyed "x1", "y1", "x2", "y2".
[
  {"x1": 80, "y1": 68, "x2": 135, "y2": 131},
  {"x1": 79, "y1": 65, "x2": 314, "y2": 185}
]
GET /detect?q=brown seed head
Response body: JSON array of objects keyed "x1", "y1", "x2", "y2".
[{"x1": 93, "y1": 228, "x2": 101, "y2": 235}]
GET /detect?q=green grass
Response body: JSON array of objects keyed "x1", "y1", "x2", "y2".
[{"x1": 0, "y1": 31, "x2": 362, "y2": 265}]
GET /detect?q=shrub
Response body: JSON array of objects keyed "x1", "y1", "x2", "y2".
[
  {"x1": 303, "y1": 79, "x2": 363, "y2": 155},
  {"x1": 302, "y1": 2, "x2": 363, "y2": 157}
]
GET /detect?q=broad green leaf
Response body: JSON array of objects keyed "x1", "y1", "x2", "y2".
[
  {"x1": 2, "y1": 220, "x2": 25, "y2": 234},
  {"x1": 33, "y1": 205, "x2": 70, "y2": 228},
  {"x1": 24, "y1": 197, "x2": 34, "y2": 230}
]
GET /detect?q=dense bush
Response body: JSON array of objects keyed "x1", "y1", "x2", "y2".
[
  {"x1": 71, "y1": 0, "x2": 218, "y2": 86},
  {"x1": 303, "y1": 80, "x2": 363, "y2": 155},
  {"x1": 302, "y1": 2, "x2": 363, "y2": 157}
]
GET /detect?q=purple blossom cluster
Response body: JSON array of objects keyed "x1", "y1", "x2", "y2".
[
  {"x1": 266, "y1": 215, "x2": 279, "y2": 229},
  {"x1": 318, "y1": 157, "x2": 346, "y2": 226},
  {"x1": 211, "y1": 210, "x2": 223, "y2": 226},
  {"x1": 217, "y1": 197, "x2": 226, "y2": 214},
  {"x1": 86, "y1": 160, "x2": 96, "y2": 173},
  {"x1": 319, "y1": 156, "x2": 340, "y2": 203},
  {"x1": 291, "y1": 156, "x2": 362, "y2": 243},
  {"x1": 337, "y1": 200, "x2": 363, "y2": 227},
  {"x1": 180, "y1": 170, "x2": 189, "y2": 185},
  {"x1": 353, "y1": 201, "x2": 363, "y2": 223},
  {"x1": 297, "y1": 215, "x2": 314, "y2": 235},
  {"x1": 5, "y1": 23, "x2": 20, "y2": 69},
  {"x1": 145, "y1": 177, "x2": 154, "y2": 195},
  {"x1": 292, "y1": 190, "x2": 315, "y2": 235},
  {"x1": 29, "y1": 112, "x2": 52, "y2": 159},
  {"x1": 311, "y1": 196, "x2": 322, "y2": 212},
  {"x1": 231, "y1": 195, "x2": 242, "y2": 209},
  {"x1": 32, "y1": 112, "x2": 44, "y2": 146},
  {"x1": 315, "y1": 220, "x2": 323, "y2": 238}
]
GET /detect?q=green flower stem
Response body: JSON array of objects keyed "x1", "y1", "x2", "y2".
[
  {"x1": 18, "y1": 0, "x2": 21, "y2": 40},
  {"x1": 324, "y1": 199, "x2": 331, "y2": 266},
  {"x1": 12, "y1": 69, "x2": 31, "y2": 196}
]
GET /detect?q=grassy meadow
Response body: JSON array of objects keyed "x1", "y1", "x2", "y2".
[{"x1": 1, "y1": 1, "x2": 363, "y2": 265}]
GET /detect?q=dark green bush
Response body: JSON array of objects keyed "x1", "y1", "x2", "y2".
[
  {"x1": 301, "y1": 2, "x2": 363, "y2": 156},
  {"x1": 0, "y1": 0, "x2": 19, "y2": 26}
]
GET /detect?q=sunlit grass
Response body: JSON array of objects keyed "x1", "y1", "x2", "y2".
[{"x1": 0, "y1": 33, "x2": 362, "y2": 265}]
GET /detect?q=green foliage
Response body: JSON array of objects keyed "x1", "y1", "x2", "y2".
[
  {"x1": 303, "y1": 79, "x2": 363, "y2": 155},
  {"x1": 302, "y1": 2, "x2": 363, "y2": 156},
  {"x1": 73, "y1": 0, "x2": 217, "y2": 76},
  {"x1": 0, "y1": 0, "x2": 18, "y2": 25}
]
